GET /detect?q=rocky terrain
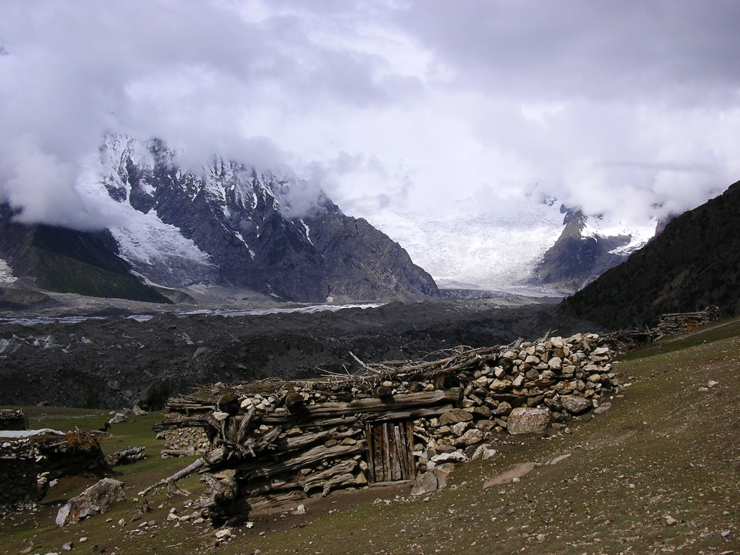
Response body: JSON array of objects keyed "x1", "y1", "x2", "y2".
[
  {"x1": 0, "y1": 295, "x2": 591, "y2": 410},
  {"x1": 529, "y1": 208, "x2": 636, "y2": 291}
]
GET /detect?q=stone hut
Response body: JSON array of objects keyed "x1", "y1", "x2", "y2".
[{"x1": 153, "y1": 332, "x2": 620, "y2": 525}]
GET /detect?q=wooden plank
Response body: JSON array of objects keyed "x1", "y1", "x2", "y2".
[
  {"x1": 390, "y1": 424, "x2": 402, "y2": 481},
  {"x1": 405, "y1": 420, "x2": 415, "y2": 479},
  {"x1": 249, "y1": 490, "x2": 307, "y2": 510},
  {"x1": 364, "y1": 423, "x2": 375, "y2": 484},
  {"x1": 259, "y1": 414, "x2": 359, "y2": 426},
  {"x1": 258, "y1": 389, "x2": 461, "y2": 422},
  {"x1": 364, "y1": 405, "x2": 453, "y2": 423},
  {"x1": 381, "y1": 423, "x2": 391, "y2": 483},
  {"x1": 302, "y1": 459, "x2": 358, "y2": 493},
  {"x1": 376, "y1": 423, "x2": 387, "y2": 482}
]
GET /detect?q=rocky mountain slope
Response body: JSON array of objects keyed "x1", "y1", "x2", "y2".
[
  {"x1": 0, "y1": 136, "x2": 438, "y2": 303},
  {"x1": 561, "y1": 180, "x2": 740, "y2": 329},
  {"x1": 528, "y1": 207, "x2": 652, "y2": 291},
  {"x1": 0, "y1": 204, "x2": 170, "y2": 304}
]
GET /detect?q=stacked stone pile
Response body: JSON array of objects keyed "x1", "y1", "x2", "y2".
[
  {"x1": 0, "y1": 438, "x2": 49, "y2": 505},
  {"x1": 0, "y1": 431, "x2": 108, "y2": 506},
  {"x1": 0, "y1": 409, "x2": 28, "y2": 431},
  {"x1": 152, "y1": 332, "x2": 619, "y2": 521},
  {"x1": 657, "y1": 305, "x2": 720, "y2": 335},
  {"x1": 160, "y1": 426, "x2": 211, "y2": 457}
]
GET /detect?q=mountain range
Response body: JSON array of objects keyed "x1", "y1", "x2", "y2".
[
  {"x1": 3, "y1": 133, "x2": 726, "y2": 311},
  {"x1": 0, "y1": 135, "x2": 438, "y2": 304}
]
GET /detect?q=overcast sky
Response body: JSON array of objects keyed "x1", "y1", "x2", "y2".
[{"x1": 1, "y1": 0, "x2": 740, "y2": 229}]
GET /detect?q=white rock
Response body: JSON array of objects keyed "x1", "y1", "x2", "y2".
[
  {"x1": 453, "y1": 429, "x2": 484, "y2": 446},
  {"x1": 507, "y1": 407, "x2": 551, "y2": 435},
  {"x1": 471, "y1": 444, "x2": 497, "y2": 461},
  {"x1": 431, "y1": 451, "x2": 469, "y2": 463}
]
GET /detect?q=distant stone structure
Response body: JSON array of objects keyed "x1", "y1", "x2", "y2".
[
  {"x1": 0, "y1": 431, "x2": 108, "y2": 507},
  {"x1": 0, "y1": 409, "x2": 27, "y2": 431}
]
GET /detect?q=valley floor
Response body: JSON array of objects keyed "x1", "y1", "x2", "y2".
[{"x1": 0, "y1": 294, "x2": 572, "y2": 409}]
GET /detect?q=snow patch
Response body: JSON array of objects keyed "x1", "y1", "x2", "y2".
[
  {"x1": 581, "y1": 215, "x2": 658, "y2": 256},
  {"x1": 300, "y1": 220, "x2": 313, "y2": 245},
  {"x1": 0, "y1": 258, "x2": 17, "y2": 284}
]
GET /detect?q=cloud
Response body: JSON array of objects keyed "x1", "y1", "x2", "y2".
[
  {"x1": 0, "y1": 0, "x2": 416, "y2": 228},
  {"x1": 1, "y1": 0, "x2": 739, "y2": 234}
]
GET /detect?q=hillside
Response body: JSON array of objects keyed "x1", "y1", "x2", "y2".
[
  {"x1": 2, "y1": 317, "x2": 738, "y2": 554},
  {"x1": 0, "y1": 204, "x2": 171, "y2": 304},
  {"x1": 560, "y1": 180, "x2": 740, "y2": 329}
]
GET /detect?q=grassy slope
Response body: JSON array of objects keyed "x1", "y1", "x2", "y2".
[{"x1": 2, "y1": 320, "x2": 739, "y2": 554}]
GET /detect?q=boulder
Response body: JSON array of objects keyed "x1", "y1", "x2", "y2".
[
  {"x1": 56, "y1": 478, "x2": 126, "y2": 526},
  {"x1": 491, "y1": 401, "x2": 512, "y2": 416},
  {"x1": 507, "y1": 407, "x2": 551, "y2": 435},
  {"x1": 108, "y1": 413, "x2": 129, "y2": 425},
  {"x1": 453, "y1": 428, "x2": 484, "y2": 447},
  {"x1": 433, "y1": 463, "x2": 456, "y2": 489},
  {"x1": 483, "y1": 462, "x2": 541, "y2": 488},
  {"x1": 471, "y1": 444, "x2": 497, "y2": 461},
  {"x1": 410, "y1": 471, "x2": 438, "y2": 495},
  {"x1": 439, "y1": 409, "x2": 473, "y2": 426},
  {"x1": 547, "y1": 357, "x2": 562, "y2": 371},
  {"x1": 430, "y1": 450, "x2": 469, "y2": 464},
  {"x1": 450, "y1": 421, "x2": 470, "y2": 437},
  {"x1": 559, "y1": 395, "x2": 592, "y2": 415}
]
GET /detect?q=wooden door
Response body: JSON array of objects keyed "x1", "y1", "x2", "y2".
[{"x1": 364, "y1": 420, "x2": 415, "y2": 483}]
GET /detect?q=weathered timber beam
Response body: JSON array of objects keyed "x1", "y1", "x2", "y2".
[
  {"x1": 257, "y1": 388, "x2": 460, "y2": 423},
  {"x1": 274, "y1": 427, "x2": 362, "y2": 454},
  {"x1": 362, "y1": 405, "x2": 453, "y2": 423},
  {"x1": 138, "y1": 446, "x2": 227, "y2": 496},
  {"x1": 301, "y1": 459, "x2": 358, "y2": 494},
  {"x1": 243, "y1": 477, "x2": 302, "y2": 496},
  {"x1": 257, "y1": 413, "x2": 359, "y2": 426},
  {"x1": 240, "y1": 441, "x2": 366, "y2": 481},
  {"x1": 249, "y1": 490, "x2": 307, "y2": 511},
  {"x1": 320, "y1": 473, "x2": 357, "y2": 497}
]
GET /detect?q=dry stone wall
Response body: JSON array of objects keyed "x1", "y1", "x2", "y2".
[
  {"x1": 0, "y1": 439, "x2": 48, "y2": 505},
  {"x1": 160, "y1": 425, "x2": 211, "y2": 456}
]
